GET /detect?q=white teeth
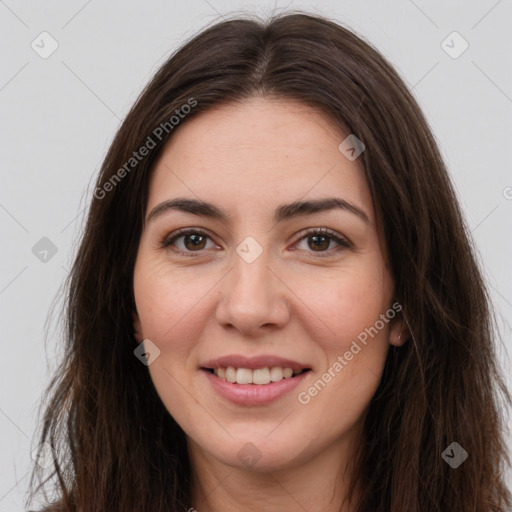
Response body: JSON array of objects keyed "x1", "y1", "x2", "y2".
[
  {"x1": 252, "y1": 368, "x2": 271, "y2": 385},
  {"x1": 213, "y1": 366, "x2": 301, "y2": 384},
  {"x1": 270, "y1": 367, "x2": 283, "y2": 381},
  {"x1": 225, "y1": 366, "x2": 236, "y2": 383},
  {"x1": 283, "y1": 367, "x2": 293, "y2": 378},
  {"x1": 236, "y1": 368, "x2": 252, "y2": 384}
]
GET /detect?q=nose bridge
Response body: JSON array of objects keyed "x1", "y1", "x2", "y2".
[
  {"x1": 215, "y1": 235, "x2": 289, "y2": 332},
  {"x1": 233, "y1": 239, "x2": 271, "y2": 295}
]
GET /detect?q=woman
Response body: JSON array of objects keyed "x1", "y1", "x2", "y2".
[{"x1": 27, "y1": 11, "x2": 511, "y2": 512}]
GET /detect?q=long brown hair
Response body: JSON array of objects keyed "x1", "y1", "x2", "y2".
[{"x1": 26, "y1": 11, "x2": 511, "y2": 512}]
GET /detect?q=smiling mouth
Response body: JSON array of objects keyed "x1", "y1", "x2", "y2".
[{"x1": 202, "y1": 366, "x2": 311, "y2": 385}]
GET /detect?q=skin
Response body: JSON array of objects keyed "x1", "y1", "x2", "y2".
[{"x1": 132, "y1": 96, "x2": 406, "y2": 512}]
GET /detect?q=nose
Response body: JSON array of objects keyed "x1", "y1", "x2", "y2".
[{"x1": 214, "y1": 246, "x2": 291, "y2": 336}]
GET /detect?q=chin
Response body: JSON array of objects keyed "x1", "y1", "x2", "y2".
[{"x1": 199, "y1": 434, "x2": 310, "y2": 473}]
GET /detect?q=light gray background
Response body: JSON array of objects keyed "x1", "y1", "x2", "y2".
[{"x1": 1, "y1": 1, "x2": 511, "y2": 510}]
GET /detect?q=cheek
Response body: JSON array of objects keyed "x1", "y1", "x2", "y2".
[
  {"x1": 133, "y1": 260, "x2": 212, "y2": 419},
  {"x1": 299, "y1": 264, "x2": 392, "y2": 348},
  {"x1": 133, "y1": 257, "x2": 213, "y2": 355},
  {"x1": 296, "y1": 272, "x2": 392, "y2": 425}
]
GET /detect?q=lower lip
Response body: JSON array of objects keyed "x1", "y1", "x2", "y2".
[{"x1": 202, "y1": 369, "x2": 310, "y2": 406}]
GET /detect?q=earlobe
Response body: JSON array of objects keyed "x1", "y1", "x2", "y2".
[
  {"x1": 389, "y1": 319, "x2": 409, "y2": 347},
  {"x1": 393, "y1": 332, "x2": 407, "y2": 347},
  {"x1": 132, "y1": 311, "x2": 143, "y2": 343}
]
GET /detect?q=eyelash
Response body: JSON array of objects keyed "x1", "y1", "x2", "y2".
[{"x1": 160, "y1": 227, "x2": 351, "y2": 258}]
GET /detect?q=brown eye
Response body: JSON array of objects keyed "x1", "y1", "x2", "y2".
[
  {"x1": 162, "y1": 229, "x2": 215, "y2": 255},
  {"x1": 295, "y1": 228, "x2": 351, "y2": 256},
  {"x1": 307, "y1": 234, "x2": 330, "y2": 251},
  {"x1": 161, "y1": 227, "x2": 350, "y2": 258},
  {"x1": 182, "y1": 233, "x2": 207, "y2": 251}
]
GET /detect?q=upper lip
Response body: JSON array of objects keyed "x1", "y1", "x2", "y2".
[{"x1": 201, "y1": 355, "x2": 311, "y2": 372}]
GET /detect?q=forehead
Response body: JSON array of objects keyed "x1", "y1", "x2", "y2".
[{"x1": 147, "y1": 97, "x2": 374, "y2": 224}]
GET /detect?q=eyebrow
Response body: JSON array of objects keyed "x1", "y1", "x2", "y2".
[{"x1": 146, "y1": 197, "x2": 370, "y2": 225}]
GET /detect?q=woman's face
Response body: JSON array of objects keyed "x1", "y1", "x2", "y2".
[{"x1": 133, "y1": 97, "x2": 404, "y2": 472}]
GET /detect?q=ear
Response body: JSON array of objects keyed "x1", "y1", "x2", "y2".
[
  {"x1": 388, "y1": 315, "x2": 409, "y2": 347},
  {"x1": 132, "y1": 311, "x2": 144, "y2": 343}
]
